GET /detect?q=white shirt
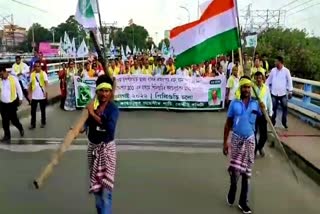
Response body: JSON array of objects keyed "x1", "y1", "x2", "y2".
[
  {"x1": 227, "y1": 76, "x2": 239, "y2": 101},
  {"x1": 266, "y1": 66, "x2": 293, "y2": 97},
  {"x1": 30, "y1": 72, "x2": 48, "y2": 100},
  {"x1": 176, "y1": 68, "x2": 189, "y2": 76},
  {"x1": 1, "y1": 75, "x2": 23, "y2": 103},
  {"x1": 11, "y1": 62, "x2": 29, "y2": 79},
  {"x1": 254, "y1": 84, "x2": 273, "y2": 116}
]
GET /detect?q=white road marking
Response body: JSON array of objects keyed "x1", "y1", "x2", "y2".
[
  {"x1": 0, "y1": 144, "x2": 221, "y2": 153},
  {"x1": 9, "y1": 138, "x2": 222, "y2": 144}
]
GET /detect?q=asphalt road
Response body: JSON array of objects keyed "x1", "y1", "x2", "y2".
[{"x1": 0, "y1": 105, "x2": 319, "y2": 214}]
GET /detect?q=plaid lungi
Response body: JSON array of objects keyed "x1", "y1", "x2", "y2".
[
  {"x1": 88, "y1": 141, "x2": 116, "y2": 193},
  {"x1": 228, "y1": 133, "x2": 255, "y2": 177}
]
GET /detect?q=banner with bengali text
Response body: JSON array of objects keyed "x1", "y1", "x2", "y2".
[{"x1": 74, "y1": 75, "x2": 226, "y2": 110}]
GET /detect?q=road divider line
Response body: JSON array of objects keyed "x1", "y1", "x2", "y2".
[
  {"x1": 9, "y1": 138, "x2": 223, "y2": 144},
  {"x1": 0, "y1": 144, "x2": 221, "y2": 153}
]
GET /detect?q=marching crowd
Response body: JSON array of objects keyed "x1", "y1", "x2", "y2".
[{"x1": 0, "y1": 49, "x2": 294, "y2": 214}]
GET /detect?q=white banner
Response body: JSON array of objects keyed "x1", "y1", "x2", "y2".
[{"x1": 74, "y1": 75, "x2": 226, "y2": 110}]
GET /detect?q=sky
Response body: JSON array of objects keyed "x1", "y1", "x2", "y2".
[{"x1": 0, "y1": 0, "x2": 319, "y2": 44}]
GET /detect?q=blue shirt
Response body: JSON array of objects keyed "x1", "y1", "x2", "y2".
[
  {"x1": 227, "y1": 99, "x2": 260, "y2": 137},
  {"x1": 87, "y1": 102, "x2": 119, "y2": 144}
]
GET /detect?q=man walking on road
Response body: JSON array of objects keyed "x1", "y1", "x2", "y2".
[
  {"x1": 253, "y1": 72, "x2": 273, "y2": 157},
  {"x1": 0, "y1": 66, "x2": 24, "y2": 143},
  {"x1": 223, "y1": 77, "x2": 261, "y2": 214},
  {"x1": 11, "y1": 55, "x2": 31, "y2": 104},
  {"x1": 86, "y1": 75, "x2": 119, "y2": 214},
  {"x1": 28, "y1": 61, "x2": 48, "y2": 129},
  {"x1": 266, "y1": 56, "x2": 293, "y2": 129}
]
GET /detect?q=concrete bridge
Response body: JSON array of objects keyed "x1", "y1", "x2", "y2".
[{"x1": 0, "y1": 63, "x2": 319, "y2": 213}]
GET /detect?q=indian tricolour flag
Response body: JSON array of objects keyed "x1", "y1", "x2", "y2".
[{"x1": 170, "y1": 0, "x2": 240, "y2": 68}]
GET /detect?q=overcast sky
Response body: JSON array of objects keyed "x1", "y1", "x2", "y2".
[{"x1": 0, "y1": 0, "x2": 319, "y2": 43}]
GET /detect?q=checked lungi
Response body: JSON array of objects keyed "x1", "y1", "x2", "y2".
[
  {"x1": 88, "y1": 141, "x2": 117, "y2": 193},
  {"x1": 228, "y1": 133, "x2": 255, "y2": 178}
]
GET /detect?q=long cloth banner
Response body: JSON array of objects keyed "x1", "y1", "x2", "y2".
[{"x1": 74, "y1": 75, "x2": 226, "y2": 110}]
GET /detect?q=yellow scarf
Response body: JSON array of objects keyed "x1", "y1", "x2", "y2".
[
  {"x1": 67, "y1": 68, "x2": 77, "y2": 78},
  {"x1": 13, "y1": 63, "x2": 24, "y2": 75},
  {"x1": 235, "y1": 78, "x2": 253, "y2": 100},
  {"x1": 252, "y1": 83, "x2": 267, "y2": 100},
  {"x1": 0, "y1": 76, "x2": 17, "y2": 102},
  {"x1": 31, "y1": 71, "x2": 45, "y2": 91}
]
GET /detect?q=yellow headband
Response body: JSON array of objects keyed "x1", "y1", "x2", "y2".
[
  {"x1": 235, "y1": 78, "x2": 253, "y2": 100},
  {"x1": 96, "y1": 83, "x2": 112, "y2": 91},
  {"x1": 94, "y1": 83, "x2": 113, "y2": 110}
]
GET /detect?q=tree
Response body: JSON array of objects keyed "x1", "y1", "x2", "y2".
[
  {"x1": 246, "y1": 28, "x2": 320, "y2": 80},
  {"x1": 54, "y1": 15, "x2": 87, "y2": 46},
  {"x1": 158, "y1": 38, "x2": 170, "y2": 49},
  {"x1": 145, "y1": 37, "x2": 156, "y2": 50},
  {"x1": 26, "y1": 23, "x2": 52, "y2": 51}
]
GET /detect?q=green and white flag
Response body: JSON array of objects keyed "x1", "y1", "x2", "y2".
[
  {"x1": 245, "y1": 34, "x2": 258, "y2": 48},
  {"x1": 75, "y1": 0, "x2": 97, "y2": 29}
]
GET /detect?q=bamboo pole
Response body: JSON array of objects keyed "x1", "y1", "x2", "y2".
[
  {"x1": 251, "y1": 86, "x2": 299, "y2": 183},
  {"x1": 33, "y1": 110, "x2": 89, "y2": 189}
]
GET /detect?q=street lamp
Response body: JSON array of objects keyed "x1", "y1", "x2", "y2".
[
  {"x1": 51, "y1": 29, "x2": 55, "y2": 43},
  {"x1": 179, "y1": 6, "x2": 191, "y2": 22}
]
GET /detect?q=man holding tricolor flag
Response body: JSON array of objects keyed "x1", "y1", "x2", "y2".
[{"x1": 170, "y1": 0, "x2": 240, "y2": 68}]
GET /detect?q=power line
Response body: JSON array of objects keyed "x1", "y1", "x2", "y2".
[
  {"x1": 288, "y1": 1, "x2": 320, "y2": 15},
  {"x1": 286, "y1": 0, "x2": 315, "y2": 12},
  {"x1": 279, "y1": 0, "x2": 301, "y2": 9},
  {"x1": 11, "y1": 0, "x2": 48, "y2": 13}
]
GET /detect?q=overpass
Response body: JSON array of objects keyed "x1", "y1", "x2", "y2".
[{"x1": 0, "y1": 63, "x2": 319, "y2": 213}]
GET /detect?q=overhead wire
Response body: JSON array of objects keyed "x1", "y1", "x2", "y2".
[
  {"x1": 285, "y1": 0, "x2": 314, "y2": 12},
  {"x1": 287, "y1": 1, "x2": 320, "y2": 15}
]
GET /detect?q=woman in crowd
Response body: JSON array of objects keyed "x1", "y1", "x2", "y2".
[
  {"x1": 82, "y1": 62, "x2": 96, "y2": 78},
  {"x1": 58, "y1": 63, "x2": 67, "y2": 110},
  {"x1": 64, "y1": 60, "x2": 77, "y2": 111}
]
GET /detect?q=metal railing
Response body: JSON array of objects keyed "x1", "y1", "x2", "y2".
[{"x1": 290, "y1": 77, "x2": 320, "y2": 123}]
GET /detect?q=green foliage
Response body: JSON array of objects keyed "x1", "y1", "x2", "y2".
[
  {"x1": 26, "y1": 23, "x2": 52, "y2": 50},
  {"x1": 111, "y1": 24, "x2": 149, "y2": 50},
  {"x1": 158, "y1": 38, "x2": 170, "y2": 49},
  {"x1": 54, "y1": 15, "x2": 87, "y2": 44},
  {"x1": 248, "y1": 28, "x2": 320, "y2": 81}
]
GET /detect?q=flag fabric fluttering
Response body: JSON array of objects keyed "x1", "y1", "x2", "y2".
[
  {"x1": 245, "y1": 34, "x2": 258, "y2": 48},
  {"x1": 67, "y1": 38, "x2": 77, "y2": 57},
  {"x1": 77, "y1": 39, "x2": 89, "y2": 57},
  {"x1": 170, "y1": 0, "x2": 240, "y2": 68},
  {"x1": 59, "y1": 37, "x2": 67, "y2": 57},
  {"x1": 75, "y1": 0, "x2": 97, "y2": 29},
  {"x1": 199, "y1": 0, "x2": 213, "y2": 15},
  {"x1": 63, "y1": 32, "x2": 72, "y2": 51},
  {"x1": 126, "y1": 45, "x2": 131, "y2": 55},
  {"x1": 121, "y1": 46, "x2": 127, "y2": 62}
]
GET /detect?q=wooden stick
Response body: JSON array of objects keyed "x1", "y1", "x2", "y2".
[
  {"x1": 251, "y1": 87, "x2": 299, "y2": 183},
  {"x1": 33, "y1": 110, "x2": 89, "y2": 189}
]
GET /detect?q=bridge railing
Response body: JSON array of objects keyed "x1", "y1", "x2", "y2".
[{"x1": 289, "y1": 77, "x2": 320, "y2": 124}]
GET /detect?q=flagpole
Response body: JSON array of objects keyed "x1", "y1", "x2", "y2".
[
  {"x1": 233, "y1": 0, "x2": 299, "y2": 183},
  {"x1": 233, "y1": 0, "x2": 243, "y2": 68},
  {"x1": 95, "y1": 0, "x2": 106, "y2": 59}
]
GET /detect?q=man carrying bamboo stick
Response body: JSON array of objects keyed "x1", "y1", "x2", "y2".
[
  {"x1": 223, "y1": 76, "x2": 262, "y2": 214},
  {"x1": 85, "y1": 75, "x2": 119, "y2": 214}
]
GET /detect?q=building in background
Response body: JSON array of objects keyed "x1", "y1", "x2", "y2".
[{"x1": 0, "y1": 24, "x2": 26, "y2": 50}]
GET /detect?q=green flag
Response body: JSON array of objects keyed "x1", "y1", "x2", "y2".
[{"x1": 75, "y1": 0, "x2": 97, "y2": 29}]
